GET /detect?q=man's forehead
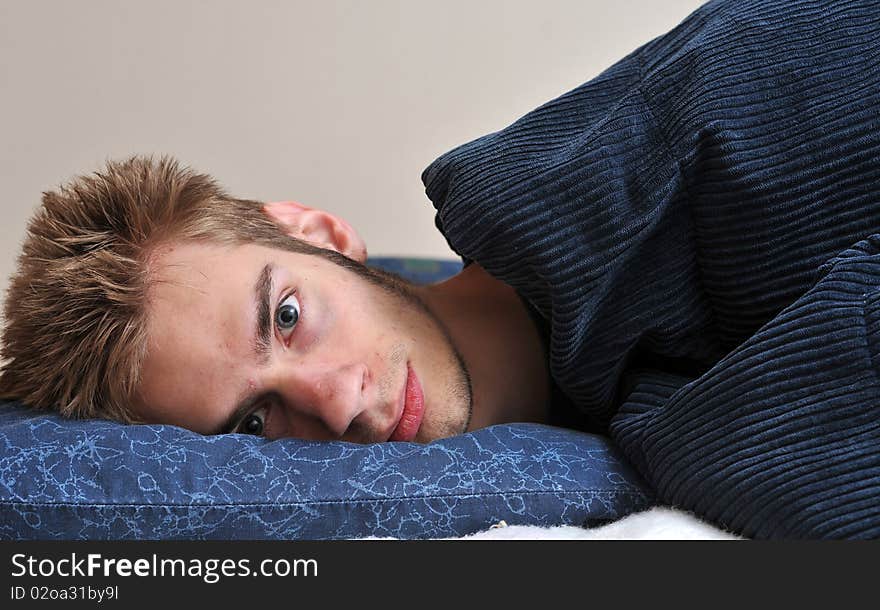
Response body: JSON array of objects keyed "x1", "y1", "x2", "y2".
[
  {"x1": 149, "y1": 242, "x2": 270, "y2": 309},
  {"x1": 149, "y1": 240, "x2": 310, "y2": 281},
  {"x1": 150, "y1": 241, "x2": 236, "y2": 282},
  {"x1": 147, "y1": 243, "x2": 255, "y2": 333},
  {"x1": 138, "y1": 242, "x2": 258, "y2": 431}
]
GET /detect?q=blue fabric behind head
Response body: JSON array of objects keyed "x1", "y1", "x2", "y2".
[{"x1": 0, "y1": 257, "x2": 653, "y2": 539}]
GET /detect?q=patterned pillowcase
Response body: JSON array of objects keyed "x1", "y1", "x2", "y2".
[
  {"x1": 366, "y1": 257, "x2": 465, "y2": 284},
  {"x1": 0, "y1": 402, "x2": 653, "y2": 539},
  {"x1": 0, "y1": 257, "x2": 654, "y2": 539}
]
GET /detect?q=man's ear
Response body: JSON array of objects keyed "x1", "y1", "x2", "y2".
[{"x1": 262, "y1": 200, "x2": 367, "y2": 263}]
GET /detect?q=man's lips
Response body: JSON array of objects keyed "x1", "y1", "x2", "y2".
[{"x1": 389, "y1": 363, "x2": 425, "y2": 442}]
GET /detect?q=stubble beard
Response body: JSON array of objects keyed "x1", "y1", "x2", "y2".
[{"x1": 348, "y1": 262, "x2": 474, "y2": 440}]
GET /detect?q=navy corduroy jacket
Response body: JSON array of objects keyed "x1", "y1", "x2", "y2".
[{"x1": 422, "y1": 0, "x2": 880, "y2": 538}]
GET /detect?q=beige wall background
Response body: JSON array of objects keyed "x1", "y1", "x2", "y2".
[{"x1": 1, "y1": 0, "x2": 706, "y2": 313}]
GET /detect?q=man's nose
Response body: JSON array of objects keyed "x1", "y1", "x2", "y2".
[{"x1": 271, "y1": 360, "x2": 367, "y2": 439}]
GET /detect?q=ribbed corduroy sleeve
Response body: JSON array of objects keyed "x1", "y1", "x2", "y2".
[
  {"x1": 611, "y1": 236, "x2": 880, "y2": 538},
  {"x1": 422, "y1": 0, "x2": 880, "y2": 538}
]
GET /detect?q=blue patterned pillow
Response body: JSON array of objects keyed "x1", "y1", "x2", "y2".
[
  {"x1": 0, "y1": 257, "x2": 654, "y2": 539},
  {"x1": 0, "y1": 402, "x2": 653, "y2": 539},
  {"x1": 366, "y1": 256, "x2": 464, "y2": 284}
]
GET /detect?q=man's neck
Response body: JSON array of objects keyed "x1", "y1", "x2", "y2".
[{"x1": 413, "y1": 263, "x2": 550, "y2": 430}]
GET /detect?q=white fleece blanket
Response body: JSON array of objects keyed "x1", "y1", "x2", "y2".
[
  {"x1": 359, "y1": 508, "x2": 742, "y2": 540},
  {"x1": 445, "y1": 507, "x2": 742, "y2": 540}
]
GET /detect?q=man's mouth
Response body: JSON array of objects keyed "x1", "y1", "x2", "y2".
[{"x1": 388, "y1": 362, "x2": 425, "y2": 442}]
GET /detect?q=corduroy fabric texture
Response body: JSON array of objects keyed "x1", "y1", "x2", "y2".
[{"x1": 422, "y1": 0, "x2": 880, "y2": 538}]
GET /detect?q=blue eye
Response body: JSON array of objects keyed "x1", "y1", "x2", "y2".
[
  {"x1": 237, "y1": 406, "x2": 267, "y2": 436},
  {"x1": 275, "y1": 293, "x2": 300, "y2": 336}
]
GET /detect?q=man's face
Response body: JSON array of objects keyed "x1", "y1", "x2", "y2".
[{"x1": 135, "y1": 240, "x2": 472, "y2": 443}]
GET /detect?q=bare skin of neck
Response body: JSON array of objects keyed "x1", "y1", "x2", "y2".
[{"x1": 412, "y1": 263, "x2": 550, "y2": 430}]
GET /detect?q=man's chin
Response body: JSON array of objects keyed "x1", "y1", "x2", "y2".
[{"x1": 416, "y1": 417, "x2": 472, "y2": 444}]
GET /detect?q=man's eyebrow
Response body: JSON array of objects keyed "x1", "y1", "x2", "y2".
[
  {"x1": 253, "y1": 262, "x2": 275, "y2": 367},
  {"x1": 215, "y1": 262, "x2": 274, "y2": 435}
]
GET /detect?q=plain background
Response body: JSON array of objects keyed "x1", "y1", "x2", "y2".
[{"x1": 0, "y1": 0, "x2": 707, "y2": 318}]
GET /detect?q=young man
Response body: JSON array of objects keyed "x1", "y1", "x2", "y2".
[
  {"x1": 0, "y1": 167, "x2": 551, "y2": 443},
  {"x1": 2, "y1": 0, "x2": 879, "y2": 537}
]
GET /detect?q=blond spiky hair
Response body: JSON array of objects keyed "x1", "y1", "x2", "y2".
[{"x1": 0, "y1": 155, "x2": 325, "y2": 422}]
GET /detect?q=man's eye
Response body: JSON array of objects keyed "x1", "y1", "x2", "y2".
[
  {"x1": 275, "y1": 292, "x2": 300, "y2": 338},
  {"x1": 237, "y1": 406, "x2": 267, "y2": 436}
]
